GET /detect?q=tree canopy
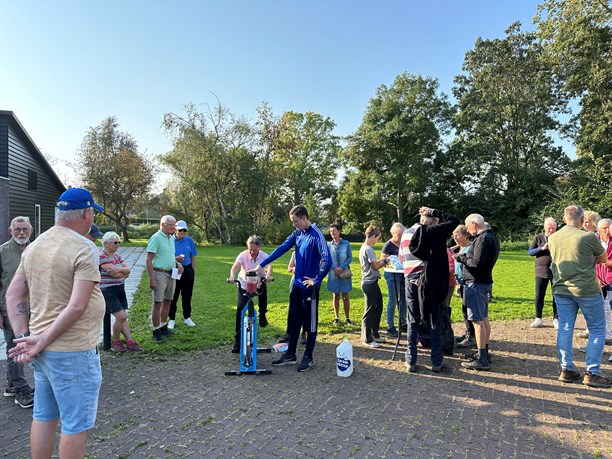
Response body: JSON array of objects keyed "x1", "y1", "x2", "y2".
[
  {"x1": 78, "y1": 116, "x2": 154, "y2": 241},
  {"x1": 342, "y1": 73, "x2": 453, "y2": 229},
  {"x1": 452, "y1": 22, "x2": 570, "y2": 236},
  {"x1": 97, "y1": 0, "x2": 612, "y2": 243}
]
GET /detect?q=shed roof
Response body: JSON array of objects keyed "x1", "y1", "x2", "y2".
[{"x1": 0, "y1": 110, "x2": 66, "y2": 191}]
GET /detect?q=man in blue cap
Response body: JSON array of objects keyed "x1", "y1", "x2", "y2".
[{"x1": 7, "y1": 187, "x2": 107, "y2": 458}]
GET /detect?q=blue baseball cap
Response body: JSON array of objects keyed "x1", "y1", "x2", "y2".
[
  {"x1": 56, "y1": 188, "x2": 104, "y2": 212},
  {"x1": 88, "y1": 224, "x2": 104, "y2": 238}
]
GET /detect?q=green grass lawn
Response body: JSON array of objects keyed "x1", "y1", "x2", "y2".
[{"x1": 127, "y1": 243, "x2": 549, "y2": 354}]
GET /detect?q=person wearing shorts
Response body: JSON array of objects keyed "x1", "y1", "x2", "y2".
[
  {"x1": 455, "y1": 213, "x2": 499, "y2": 371},
  {"x1": 146, "y1": 215, "x2": 184, "y2": 344},
  {"x1": 100, "y1": 231, "x2": 141, "y2": 352},
  {"x1": 6, "y1": 187, "x2": 106, "y2": 458}
]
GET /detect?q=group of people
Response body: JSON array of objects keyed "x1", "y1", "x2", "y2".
[
  {"x1": 230, "y1": 203, "x2": 611, "y2": 386},
  {"x1": 354, "y1": 208, "x2": 498, "y2": 373},
  {"x1": 235, "y1": 204, "x2": 500, "y2": 376},
  {"x1": 527, "y1": 207, "x2": 612, "y2": 388},
  {"x1": 145, "y1": 216, "x2": 198, "y2": 344},
  {"x1": 2, "y1": 189, "x2": 612, "y2": 458},
  {"x1": 0, "y1": 188, "x2": 202, "y2": 457}
]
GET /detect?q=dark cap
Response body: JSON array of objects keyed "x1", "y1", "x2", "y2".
[{"x1": 88, "y1": 224, "x2": 103, "y2": 238}]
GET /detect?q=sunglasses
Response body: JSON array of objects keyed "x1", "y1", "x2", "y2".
[
  {"x1": 112, "y1": 241, "x2": 121, "y2": 245},
  {"x1": 178, "y1": 229, "x2": 187, "y2": 233}
]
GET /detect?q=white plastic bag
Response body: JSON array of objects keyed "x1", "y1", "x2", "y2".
[{"x1": 336, "y1": 339, "x2": 353, "y2": 377}]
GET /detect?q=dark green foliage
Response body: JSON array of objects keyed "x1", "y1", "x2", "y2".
[
  {"x1": 452, "y1": 23, "x2": 570, "y2": 239},
  {"x1": 341, "y1": 73, "x2": 454, "y2": 231},
  {"x1": 534, "y1": 0, "x2": 612, "y2": 221}
]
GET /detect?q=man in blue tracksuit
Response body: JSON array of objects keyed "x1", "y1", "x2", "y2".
[{"x1": 258, "y1": 205, "x2": 331, "y2": 372}]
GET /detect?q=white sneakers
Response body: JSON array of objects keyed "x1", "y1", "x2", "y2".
[
  {"x1": 365, "y1": 341, "x2": 380, "y2": 348},
  {"x1": 530, "y1": 318, "x2": 559, "y2": 329},
  {"x1": 168, "y1": 318, "x2": 196, "y2": 328},
  {"x1": 530, "y1": 318, "x2": 543, "y2": 328}
]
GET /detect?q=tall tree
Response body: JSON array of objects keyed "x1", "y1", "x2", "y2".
[
  {"x1": 162, "y1": 103, "x2": 257, "y2": 244},
  {"x1": 255, "y1": 108, "x2": 341, "y2": 225},
  {"x1": 78, "y1": 117, "x2": 154, "y2": 241},
  {"x1": 273, "y1": 111, "x2": 341, "y2": 209},
  {"x1": 452, "y1": 22, "x2": 570, "y2": 236},
  {"x1": 535, "y1": 0, "x2": 612, "y2": 215},
  {"x1": 343, "y1": 73, "x2": 453, "y2": 227}
]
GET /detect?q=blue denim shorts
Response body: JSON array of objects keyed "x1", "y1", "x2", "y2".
[
  {"x1": 464, "y1": 283, "x2": 492, "y2": 322},
  {"x1": 31, "y1": 348, "x2": 102, "y2": 434}
]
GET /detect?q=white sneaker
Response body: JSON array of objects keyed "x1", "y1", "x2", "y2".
[
  {"x1": 364, "y1": 341, "x2": 380, "y2": 348},
  {"x1": 374, "y1": 336, "x2": 386, "y2": 343},
  {"x1": 530, "y1": 318, "x2": 543, "y2": 328},
  {"x1": 167, "y1": 320, "x2": 175, "y2": 330},
  {"x1": 184, "y1": 318, "x2": 196, "y2": 327},
  {"x1": 553, "y1": 318, "x2": 559, "y2": 330}
]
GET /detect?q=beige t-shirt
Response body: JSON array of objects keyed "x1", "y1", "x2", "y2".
[{"x1": 16, "y1": 226, "x2": 105, "y2": 352}]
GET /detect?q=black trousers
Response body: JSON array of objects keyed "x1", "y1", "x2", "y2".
[
  {"x1": 361, "y1": 281, "x2": 383, "y2": 343},
  {"x1": 534, "y1": 276, "x2": 557, "y2": 319},
  {"x1": 286, "y1": 285, "x2": 319, "y2": 359},
  {"x1": 234, "y1": 283, "x2": 268, "y2": 341},
  {"x1": 169, "y1": 264, "x2": 195, "y2": 320}
]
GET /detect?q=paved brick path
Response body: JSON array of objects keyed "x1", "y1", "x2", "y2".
[{"x1": 1, "y1": 317, "x2": 611, "y2": 458}]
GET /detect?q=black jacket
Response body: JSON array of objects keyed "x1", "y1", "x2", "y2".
[
  {"x1": 409, "y1": 209, "x2": 459, "y2": 323},
  {"x1": 457, "y1": 229, "x2": 499, "y2": 284}
]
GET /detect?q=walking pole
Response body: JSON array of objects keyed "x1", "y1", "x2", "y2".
[{"x1": 389, "y1": 269, "x2": 403, "y2": 360}]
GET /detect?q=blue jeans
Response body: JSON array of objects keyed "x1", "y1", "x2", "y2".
[
  {"x1": 404, "y1": 273, "x2": 442, "y2": 366},
  {"x1": 555, "y1": 294, "x2": 605, "y2": 375},
  {"x1": 31, "y1": 348, "x2": 102, "y2": 434},
  {"x1": 384, "y1": 271, "x2": 406, "y2": 329}
]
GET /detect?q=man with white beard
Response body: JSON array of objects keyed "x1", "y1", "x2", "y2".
[{"x1": 0, "y1": 217, "x2": 35, "y2": 408}]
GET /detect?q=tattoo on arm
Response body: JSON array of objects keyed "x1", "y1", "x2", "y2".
[{"x1": 16, "y1": 302, "x2": 28, "y2": 315}]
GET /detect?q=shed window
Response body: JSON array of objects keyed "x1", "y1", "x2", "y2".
[{"x1": 28, "y1": 169, "x2": 38, "y2": 190}]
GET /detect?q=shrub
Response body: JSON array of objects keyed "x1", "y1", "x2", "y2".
[{"x1": 499, "y1": 240, "x2": 529, "y2": 252}]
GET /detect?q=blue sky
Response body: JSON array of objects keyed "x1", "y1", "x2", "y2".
[{"x1": 0, "y1": 1, "x2": 550, "y2": 184}]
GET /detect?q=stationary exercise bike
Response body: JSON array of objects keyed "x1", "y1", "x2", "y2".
[{"x1": 225, "y1": 271, "x2": 273, "y2": 376}]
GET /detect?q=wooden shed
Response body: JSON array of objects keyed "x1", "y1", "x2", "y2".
[{"x1": 0, "y1": 111, "x2": 66, "y2": 243}]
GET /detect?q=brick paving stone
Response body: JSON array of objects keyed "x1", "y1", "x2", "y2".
[{"x1": 0, "y1": 317, "x2": 611, "y2": 458}]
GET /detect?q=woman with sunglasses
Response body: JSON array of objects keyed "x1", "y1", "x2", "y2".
[
  {"x1": 168, "y1": 220, "x2": 198, "y2": 329},
  {"x1": 100, "y1": 232, "x2": 141, "y2": 352}
]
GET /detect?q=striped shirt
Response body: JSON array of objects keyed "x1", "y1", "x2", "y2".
[
  {"x1": 399, "y1": 223, "x2": 424, "y2": 277},
  {"x1": 99, "y1": 251, "x2": 125, "y2": 288}
]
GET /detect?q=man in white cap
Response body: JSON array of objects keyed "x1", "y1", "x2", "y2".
[{"x1": 168, "y1": 220, "x2": 198, "y2": 329}]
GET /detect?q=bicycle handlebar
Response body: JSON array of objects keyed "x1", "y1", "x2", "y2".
[{"x1": 226, "y1": 276, "x2": 274, "y2": 284}]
